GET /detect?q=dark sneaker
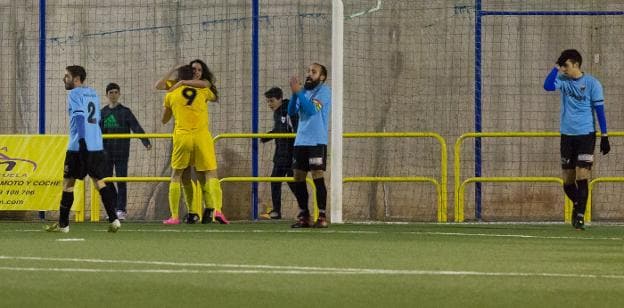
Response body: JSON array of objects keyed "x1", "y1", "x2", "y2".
[
  {"x1": 573, "y1": 215, "x2": 585, "y2": 231},
  {"x1": 291, "y1": 216, "x2": 311, "y2": 228},
  {"x1": 202, "y1": 208, "x2": 214, "y2": 224},
  {"x1": 312, "y1": 215, "x2": 328, "y2": 228},
  {"x1": 185, "y1": 213, "x2": 200, "y2": 224}
]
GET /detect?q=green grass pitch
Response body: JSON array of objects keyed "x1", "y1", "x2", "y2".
[{"x1": 0, "y1": 221, "x2": 623, "y2": 307}]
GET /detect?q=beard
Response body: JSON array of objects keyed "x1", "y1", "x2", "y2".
[
  {"x1": 64, "y1": 81, "x2": 74, "y2": 90},
  {"x1": 304, "y1": 77, "x2": 320, "y2": 90}
]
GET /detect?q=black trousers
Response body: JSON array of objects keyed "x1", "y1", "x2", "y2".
[{"x1": 270, "y1": 164, "x2": 294, "y2": 213}]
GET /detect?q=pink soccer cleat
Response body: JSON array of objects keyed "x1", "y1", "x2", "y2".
[
  {"x1": 213, "y1": 211, "x2": 230, "y2": 224},
  {"x1": 162, "y1": 217, "x2": 180, "y2": 225}
]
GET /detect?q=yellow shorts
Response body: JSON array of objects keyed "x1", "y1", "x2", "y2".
[{"x1": 171, "y1": 129, "x2": 217, "y2": 171}]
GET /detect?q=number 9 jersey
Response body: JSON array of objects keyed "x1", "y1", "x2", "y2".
[
  {"x1": 164, "y1": 86, "x2": 216, "y2": 134},
  {"x1": 67, "y1": 86, "x2": 104, "y2": 152}
]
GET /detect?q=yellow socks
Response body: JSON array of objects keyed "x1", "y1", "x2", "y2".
[
  {"x1": 203, "y1": 178, "x2": 223, "y2": 211},
  {"x1": 168, "y1": 181, "x2": 181, "y2": 219},
  {"x1": 182, "y1": 181, "x2": 195, "y2": 213}
]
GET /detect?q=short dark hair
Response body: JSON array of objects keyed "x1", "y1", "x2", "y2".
[
  {"x1": 313, "y1": 62, "x2": 328, "y2": 81},
  {"x1": 557, "y1": 49, "x2": 582, "y2": 67},
  {"x1": 106, "y1": 83, "x2": 120, "y2": 94},
  {"x1": 66, "y1": 65, "x2": 86, "y2": 82},
  {"x1": 177, "y1": 65, "x2": 194, "y2": 81},
  {"x1": 264, "y1": 87, "x2": 283, "y2": 99}
]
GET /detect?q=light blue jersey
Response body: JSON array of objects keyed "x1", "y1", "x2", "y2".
[
  {"x1": 555, "y1": 73, "x2": 604, "y2": 135},
  {"x1": 288, "y1": 83, "x2": 331, "y2": 146},
  {"x1": 67, "y1": 86, "x2": 104, "y2": 151}
]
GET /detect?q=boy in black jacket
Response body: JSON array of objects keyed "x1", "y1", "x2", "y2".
[
  {"x1": 100, "y1": 83, "x2": 152, "y2": 220},
  {"x1": 260, "y1": 87, "x2": 298, "y2": 219}
]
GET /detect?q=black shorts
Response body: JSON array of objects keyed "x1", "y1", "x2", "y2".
[
  {"x1": 64, "y1": 150, "x2": 110, "y2": 180},
  {"x1": 292, "y1": 145, "x2": 327, "y2": 172},
  {"x1": 560, "y1": 133, "x2": 596, "y2": 170}
]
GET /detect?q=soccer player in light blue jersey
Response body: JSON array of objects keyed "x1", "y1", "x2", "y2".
[
  {"x1": 288, "y1": 63, "x2": 331, "y2": 228},
  {"x1": 46, "y1": 65, "x2": 121, "y2": 233},
  {"x1": 543, "y1": 49, "x2": 610, "y2": 230}
]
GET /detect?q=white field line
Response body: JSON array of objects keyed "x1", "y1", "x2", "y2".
[
  {"x1": 6, "y1": 227, "x2": 623, "y2": 240},
  {"x1": 0, "y1": 256, "x2": 623, "y2": 279},
  {"x1": 105, "y1": 228, "x2": 624, "y2": 241}
]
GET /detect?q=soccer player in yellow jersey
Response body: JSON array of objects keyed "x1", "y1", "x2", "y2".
[
  {"x1": 161, "y1": 65, "x2": 228, "y2": 224},
  {"x1": 155, "y1": 59, "x2": 219, "y2": 223}
]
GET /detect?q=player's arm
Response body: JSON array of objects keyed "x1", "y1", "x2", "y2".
[
  {"x1": 69, "y1": 92, "x2": 88, "y2": 152},
  {"x1": 126, "y1": 110, "x2": 152, "y2": 149},
  {"x1": 161, "y1": 107, "x2": 173, "y2": 125},
  {"x1": 161, "y1": 95, "x2": 173, "y2": 124},
  {"x1": 591, "y1": 81, "x2": 610, "y2": 155},
  {"x1": 154, "y1": 65, "x2": 182, "y2": 90},
  {"x1": 287, "y1": 93, "x2": 298, "y2": 116},
  {"x1": 294, "y1": 90, "x2": 321, "y2": 115},
  {"x1": 543, "y1": 67, "x2": 559, "y2": 91},
  {"x1": 169, "y1": 79, "x2": 210, "y2": 92}
]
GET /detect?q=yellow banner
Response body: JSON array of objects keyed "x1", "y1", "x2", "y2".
[{"x1": 0, "y1": 135, "x2": 68, "y2": 211}]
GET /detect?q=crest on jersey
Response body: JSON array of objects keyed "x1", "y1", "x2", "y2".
[{"x1": 313, "y1": 99, "x2": 323, "y2": 111}]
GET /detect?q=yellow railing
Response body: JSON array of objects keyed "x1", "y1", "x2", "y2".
[
  {"x1": 90, "y1": 133, "x2": 319, "y2": 221},
  {"x1": 342, "y1": 132, "x2": 448, "y2": 222},
  {"x1": 91, "y1": 132, "x2": 446, "y2": 222},
  {"x1": 454, "y1": 132, "x2": 565, "y2": 222},
  {"x1": 587, "y1": 177, "x2": 624, "y2": 223},
  {"x1": 215, "y1": 132, "x2": 448, "y2": 222},
  {"x1": 91, "y1": 176, "x2": 318, "y2": 222}
]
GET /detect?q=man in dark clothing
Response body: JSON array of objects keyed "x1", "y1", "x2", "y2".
[
  {"x1": 100, "y1": 83, "x2": 152, "y2": 220},
  {"x1": 260, "y1": 87, "x2": 298, "y2": 219}
]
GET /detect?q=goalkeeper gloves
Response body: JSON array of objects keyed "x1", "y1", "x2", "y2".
[{"x1": 600, "y1": 136, "x2": 610, "y2": 155}]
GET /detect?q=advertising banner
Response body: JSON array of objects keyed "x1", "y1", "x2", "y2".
[{"x1": 0, "y1": 135, "x2": 68, "y2": 211}]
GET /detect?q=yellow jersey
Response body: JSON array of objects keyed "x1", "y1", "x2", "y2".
[{"x1": 164, "y1": 86, "x2": 216, "y2": 133}]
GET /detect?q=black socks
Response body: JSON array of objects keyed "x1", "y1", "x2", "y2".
[
  {"x1": 291, "y1": 181, "x2": 309, "y2": 217},
  {"x1": 59, "y1": 191, "x2": 73, "y2": 228},
  {"x1": 575, "y1": 179, "x2": 589, "y2": 217},
  {"x1": 99, "y1": 185, "x2": 118, "y2": 222},
  {"x1": 313, "y1": 178, "x2": 327, "y2": 211}
]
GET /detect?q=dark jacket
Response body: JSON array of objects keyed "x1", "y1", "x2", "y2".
[
  {"x1": 100, "y1": 104, "x2": 150, "y2": 160},
  {"x1": 261, "y1": 100, "x2": 298, "y2": 165}
]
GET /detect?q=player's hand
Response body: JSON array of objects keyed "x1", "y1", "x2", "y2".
[
  {"x1": 600, "y1": 136, "x2": 610, "y2": 155},
  {"x1": 78, "y1": 138, "x2": 88, "y2": 165},
  {"x1": 289, "y1": 76, "x2": 301, "y2": 93},
  {"x1": 78, "y1": 138, "x2": 88, "y2": 154},
  {"x1": 260, "y1": 131, "x2": 273, "y2": 143}
]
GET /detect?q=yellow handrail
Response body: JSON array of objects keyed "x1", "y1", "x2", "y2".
[
  {"x1": 91, "y1": 176, "x2": 319, "y2": 221},
  {"x1": 454, "y1": 132, "x2": 561, "y2": 222},
  {"x1": 588, "y1": 177, "x2": 624, "y2": 223},
  {"x1": 342, "y1": 132, "x2": 448, "y2": 222}
]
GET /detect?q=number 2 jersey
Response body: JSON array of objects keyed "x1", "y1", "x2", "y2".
[
  {"x1": 67, "y1": 86, "x2": 104, "y2": 151},
  {"x1": 164, "y1": 86, "x2": 216, "y2": 134}
]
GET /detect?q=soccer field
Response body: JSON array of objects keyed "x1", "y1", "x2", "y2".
[{"x1": 0, "y1": 222, "x2": 623, "y2": 307}]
